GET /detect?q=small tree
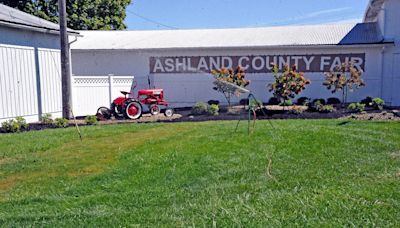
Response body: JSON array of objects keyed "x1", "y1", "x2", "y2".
[
  {"x1": 323, "y1": 62, "x2": 365, "y2": 105},
  {"x1": 211, "y1": 66, "x2": 250, "y2": 106},
  {"x1": 268, "y1": 64, "x2": 310, "y2": 105}
]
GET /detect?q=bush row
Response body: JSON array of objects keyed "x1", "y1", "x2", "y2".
[{"x1": 1, "y1": 114, "x2": 99, "y2": 133}]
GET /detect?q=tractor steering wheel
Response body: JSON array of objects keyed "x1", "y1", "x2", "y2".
[{"x1": 130, "y1": 80, "x2": 138, "y2": 92}]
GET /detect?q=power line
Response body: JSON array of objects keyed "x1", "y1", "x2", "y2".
[{"x1": 126, "y1": 9, "x2": 178, "y2": 29}]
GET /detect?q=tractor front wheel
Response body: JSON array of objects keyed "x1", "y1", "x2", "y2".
[
  {"x1": 164, "y1": 108, "x2": 174, "y2": 117},
  {"x1": 150, "y1": 105, "x2": 160, "y2": 115},
  {"x1": 124, "y1": 100, "x2": 143, "y2": 120}
]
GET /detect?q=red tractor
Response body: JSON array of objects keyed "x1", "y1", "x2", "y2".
[{"x1": 97, "y1": 82, "x2": 174, "y2": 120}]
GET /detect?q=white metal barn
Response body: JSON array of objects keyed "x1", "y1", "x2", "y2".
[
  {"x1": 71, "y1": 0, "x2": 400, "y2": 114},
  {"x1": 0, "y1": 4, "x2": 79, "y2": 123}
]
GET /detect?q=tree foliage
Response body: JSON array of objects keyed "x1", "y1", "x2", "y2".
[
  {"x1": 323, "y1": 62, "x2": 365, "y2": 105},
  {"x1": 0, "y1": 0, "x2": 132, "y2": 30},
  {"x1": 211, "y1": 66, "x2": 250, "y2": 106},
  {"x1": 268, "y1": 64, "x2": 310, "y2": 104}
]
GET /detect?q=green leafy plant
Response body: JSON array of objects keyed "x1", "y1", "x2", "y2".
[
  {"x1": 371, "y1": 98, "x2": 385, "y2": 110},
  {"x1": 191, "y1": 102, "x2": 209, "y2": 115},
  {"x1": 319, "y1": 105, "x2": 336, "y2": 113},
  {"x1": 361, "y1": 96, "x2": 373, "y2": 106},
  {"x1": 54, "y1": 118, "x2": 69, "y2": 128},
  {"x1": 211, "y1": 66, "x2": 250, "y2": 107},
  {"x1": 85, "y1": 115, "x2": 98, "y2": 125},
  {"x1": 1, "y1": 117, "x2": 28, "y2": 133},
  {"x1": 312, "y1": 99, "x2": 326, "y2": 105},
  {"x1": 208, "y1": 104, "x2": 219, "y2": 116},
  {"x1": 268, "y1": 64, "x2": 310, "y2": 105},
  {"x1": 279, "y1": 100, "x2": 293, "y2": 107},
  {"x1": 2, "y1": 120, "x2": 19, "y2": 133},
  {"x1": 327, "y1": 97, "x2": 341, "y2": 105},
  {"x1": 323, "y1": 62, "x2": 365, "y2": 105},
  {"x1": 249, "y1": 99, "x2": 263, "y2": 111},
  {"x1": 267, "y1": 97, "x2": 280, "y2": 105},
  {"x1": 15, "y1": 117, "x2": 28, "y2": 129},
  {"x1": 297, "y1": 97, "x2": 311, "y2": 106},
  {"x1": 312, "y1": 101, "x2": 336, "y2": 113},
  {"x1": 348, "y1": 103, "x2": 366, "y2": 113},
  {"x1": 41, "y1": 113, "x2": 53, "y2": 124}
]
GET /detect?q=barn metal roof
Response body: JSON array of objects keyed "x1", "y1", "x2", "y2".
[
  {"x1": 72, "y1": 23, "x2": 386, "y2": 50},
  {"x1": 0, "y1": 3, "x2": 78, "y2": 35}
]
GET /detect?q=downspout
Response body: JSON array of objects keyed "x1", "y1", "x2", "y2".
[
  {"x1": 380, "y1": 46, "x2": 385, "y2": 99},
  {"x1": 68, "y1": 36, "x2": 79, "y2": 110}
]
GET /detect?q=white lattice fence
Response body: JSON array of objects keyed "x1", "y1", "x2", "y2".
[{"x1": 72, "y1": 75, "x2": 134, "y2": 117}]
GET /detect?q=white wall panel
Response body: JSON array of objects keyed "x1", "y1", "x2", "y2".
[
  {"x1": 38, "y1": 48, "x2": 62, "y2": 115},
  {"x1": 0, "y1": 44, "x2": 38, "y2": 121}
]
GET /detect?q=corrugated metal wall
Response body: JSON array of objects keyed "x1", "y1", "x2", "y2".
[
  {"x1": 38, "y1": 48, "x2": 62, "y2": 115},
  {"x1": 0, "y1": 44, "x2": 38, "y2": 120},
  {"x1": 0, "y1": 44, "x2": 62, "y2": 123}
]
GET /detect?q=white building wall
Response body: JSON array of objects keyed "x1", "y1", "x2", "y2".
[
  {"x1": 72, "y1": 45, "x2": 386, "y2": 108},
  {"x1": 376, "y1": 0, "x2": 400, "y2": 106},
  {"x1": 0, "y1": 26, "x2": 62, "y2": 123}
]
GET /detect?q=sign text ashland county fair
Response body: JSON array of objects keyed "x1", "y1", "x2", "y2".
[{"x1": 149, "y1": 54, "x2": 365, "y2": 74}]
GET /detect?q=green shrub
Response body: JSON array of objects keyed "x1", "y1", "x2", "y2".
[
  {"x1": 279, "y1": 100, "x2": 293, "y2": 106},
  {"x1": 85, "y1": 115, "x2": 98, "y2": 125},
  {"x1": 1, "y1": 117, "x2": 28, "y2": 133},
  {"x1": 208, "y1": 104, "x2": 219, "y2": 116},
  {"x1": 54, "y1": 118, "x2": 69, "y2": 128},
  {"x1": 41, "y1": 113, "x2": 53, "y2": 124},
  {"x1": 249, "y1": 99, "x2": 263, "y2": 110},
  {"x1": 15, "y1": 117, "x2": 28, "y2": 129},
  {"x1": 348, "y1": 103, "x2": 365, "y2": 113},
  {"x1": 267, "y1": 97, "x2": 280, "y2": 105},
  {"x1": 319, "y1": 105, "x2": 336, "y2": 113},
  {"x1": 312, "y1": 100, "x2": 335, "y2": 113},
  {"x1": 191, "y1": 102, "x2": 208, "y2": 115},
  {"x1": 2, "y1": 120, "x2": 20, "y2": 133},
  {"x1": 297, "y1": 97, "x2": 311, "y2": 106},
  {"x1": 361, "y1": 96, "x2": 373, "y2": 106},
  {"x1": 371, "y1": 98, "x2": 385, "y2": 110},
  {"x1": 312, "y1": 99, "x2": 326, "y2": 105},
  {"x1": 327, "y1": 97, "x2": 341, "y2": 105}
]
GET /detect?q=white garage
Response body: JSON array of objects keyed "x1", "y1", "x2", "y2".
[
  {"x1": 71, "y1": 0, "x2": 400, "y2": 113},
  {"x1": 0, "y1": 4, "x2": 79, "y2": 123}
]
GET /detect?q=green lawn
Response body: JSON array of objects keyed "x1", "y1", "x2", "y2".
[{"x1": 0, "y1": 120, "x2": 399, "y2": 227}]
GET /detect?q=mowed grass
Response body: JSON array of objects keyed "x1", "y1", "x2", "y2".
[{"x1": 0, "y1": 120, "x2": 399, "y2": 227}]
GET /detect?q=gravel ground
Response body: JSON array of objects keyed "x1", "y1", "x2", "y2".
[
  {"x1": 74, "y1": 113, "x2": 182, "y2": 125},
  {"x1": 341, "y1": 111, "x2": 400, "y2": 121}
]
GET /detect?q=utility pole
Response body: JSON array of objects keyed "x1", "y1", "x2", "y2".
[{"x1": 59, "y1": 0, "x2": 72, "y2": 119}]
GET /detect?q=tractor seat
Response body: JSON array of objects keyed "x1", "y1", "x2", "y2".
[{"x1": 120, "y1": 91, "x2": 131, "y2": 96}]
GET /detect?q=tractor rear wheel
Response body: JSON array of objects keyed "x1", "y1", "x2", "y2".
[{"x1": 124, "y1": 100, "x2": 143, "y2": 120}]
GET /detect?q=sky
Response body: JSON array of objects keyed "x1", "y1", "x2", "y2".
[{"x1": 125, "y1": 0, "x2": 370, "y2": 30}]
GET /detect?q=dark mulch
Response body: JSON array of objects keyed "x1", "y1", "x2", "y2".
[{"x1": 1, "y1": 106, "x2": 398, "y2": 134}]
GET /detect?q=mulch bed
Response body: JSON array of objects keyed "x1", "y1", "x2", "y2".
[{"x1": 1, "y1": 106, "x2": 399, "y2": 134}]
